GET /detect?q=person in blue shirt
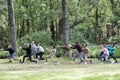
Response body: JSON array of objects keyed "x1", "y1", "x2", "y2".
[{"x1": 107, "y1": 43, "x2": 118, "y2": 63}]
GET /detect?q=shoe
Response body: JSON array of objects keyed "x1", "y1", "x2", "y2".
[
  {"x1": 100, "y1": 62, "x2": 103, "y2": 64},
  {"x1": 90, "y1": 60, "x2": 93, "y2": 64},
  {"x1": 70, "y1": 61, "x2": 75, "y2": 64},
  {"x1": 56, "y1": 61, "x2": 60, "y2": 65}
]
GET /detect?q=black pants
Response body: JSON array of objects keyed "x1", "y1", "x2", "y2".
[
  {"x1": 22, "y1": 54, "x2": 37, "y2": 63},
  {"x1": 109, "y1": 54, "x2": 117, "y2": 62},
  {"x1": 36, "y1": 52, "x2": 44, "y2": 60}
]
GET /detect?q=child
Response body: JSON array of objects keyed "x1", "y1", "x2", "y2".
[
  {"x1": 45, "y1": 45, "x2": 59, "y2": 64},
  {"x1": 20, "y1": 44, "x2": 37, "y2": 64},
  {"x1": 82, "y1": 44, "x2": 93, "y2": 64}
]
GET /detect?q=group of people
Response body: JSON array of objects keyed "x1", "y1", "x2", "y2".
[{"x1": 0, "y1": 41, "x2": 118, "y2": 65}]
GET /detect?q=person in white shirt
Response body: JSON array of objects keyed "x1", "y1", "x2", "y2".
[{"x1": 36, "y1": 43, "x2": 44, "y2": 60}]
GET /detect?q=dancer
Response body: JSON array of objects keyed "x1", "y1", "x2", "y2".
[
  {"x1": 82, "y1": 44, "x2": 93, "y2": 64},
  {"x1": 36, "y1": 43, "x2": 45, "y2": 60},
  {"x1": 45, "y1": 45, "x2": 59, "y2": 64},
  {"x1": 97, "y1": 45, "x2": 112, "y2": 63},
  {"x1": 72, "y1": 42, "x2": 84, "y2": 64},
  {"x1": 20, "y1": 44, "x2": 37, "y2": 64},
  {"x1": 0, "y1": 44, "x2": 17, "y2": 62},
  {"x1": 107, "y1": 43, "x2": 118, "y2": 63}
]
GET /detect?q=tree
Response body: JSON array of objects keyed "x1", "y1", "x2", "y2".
[
  {"x1": 62, "y1": 0, "x2": 69, "y2": 44},
  {"x1": 7, "y1": 0, "x2": 17, "y2": 53}
]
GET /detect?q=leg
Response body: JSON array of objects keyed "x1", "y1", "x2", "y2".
[
  {"x1": 29, "y1": 55, "x2": 37, "y2": 63},
  {"x1": 78, "y1": 52, "x2": 84, "y2": 63},
  {"x1": 110, "y1": 54, "x2": 117, "y2": 63},
  {"x1": 22, "y1": 55, "x2": 28, "y2": 63},
  {"x1": 73, "y1": 53, "x2": 79, "y2": 62},
  {"x1": 40, "y1": 52, "x2": 44, "y2": 60}
]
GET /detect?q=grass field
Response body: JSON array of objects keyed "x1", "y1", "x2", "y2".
[{"x1": 0, "y1": 58, "x2": 120, "y2": 80}]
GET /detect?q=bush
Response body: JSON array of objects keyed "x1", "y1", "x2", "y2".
[
  {"x1": 18, "y1": 31, "x2": 54, "y2": 46},
  {"x1": 0, "y1": 51, "x2": 9, "y2": 59}
]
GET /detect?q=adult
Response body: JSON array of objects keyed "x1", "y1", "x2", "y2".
[
  {"x1": 72, "y1": 42, "x2": 84, "y2": 64},
  {"x1": 31, "y1": 41, "x2": 37, "y2": 58},
  {"x1": 107, "y1": 43, "x2": 118, "y2": 63},
  {"x1": 98, "y1": 45, "x2": 112, "y2": 63},
  {"x1": 36, "y1": 43, "x2": 44, "y2": 60},
  {"x1": 1, "y1": 44, "x2": 17, "y2": 62},
  {"x1": 20, "y1": 44, "x2": 37, "y2": 64}
]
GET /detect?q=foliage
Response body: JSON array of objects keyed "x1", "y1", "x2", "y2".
[
  {"x1": 18, "y1": 31, "x2": 54, "y2": 46},
  {"x1": 0, "y1": 51, "x2": 9, "y2": 59}
]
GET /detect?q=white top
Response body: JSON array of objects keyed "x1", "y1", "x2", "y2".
[{"x1": 38, "y1": 46, "x2": 44, "y2": 52}]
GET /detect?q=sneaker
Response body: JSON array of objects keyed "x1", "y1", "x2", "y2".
[
  {"x1": 56, "y1": 61, "x2": 60, "y2": 65},
  {"x1": 90, "y1": 60, "x2": 93, "y2": 64},
  {"x1": 100, "y1": 62, "x2": 103, "y2": 64},
  {"x1": 70, "y1": 61, "x2": 75, "y2": 64}
]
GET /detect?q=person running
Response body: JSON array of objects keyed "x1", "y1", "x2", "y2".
[
  {"x1": 20, "y1": 44, "x2": 37, "y2": 64},
  {"x1": 60, "y1": 44, "x2": 72, "y2": 59},
  {"x1": 0, "y1": 44, "x2": 17, "y2": 62},
  {"x1": 107, "y1": 43, "x2": 118, "y2": 63},
  {"x1": 36, "y1": 43, "x2": 45, "y2": 60},
  {"x1": 72, "y1": 42, "x2": 84, "y2": 64},
  {"x1": 82, "y1": 44, "x2": 93, "y2": 64},
  {"x1": 97, "y1": 45, "x2": 112, "y2": 63},
  {"x1": 31, "y1": 41, "x2": 37, "y2": 58},
  {"x1": 45, "y1": 45, "x2": 59, "y2": 64}
]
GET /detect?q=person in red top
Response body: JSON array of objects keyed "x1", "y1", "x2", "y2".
[{"x1": 72, "y1": 42, "x2": 84, "y2": 64}]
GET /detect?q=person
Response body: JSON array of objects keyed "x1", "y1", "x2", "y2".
[
  {"x1": 45, "y1": 45, "x2": 59, "y2": 64},
  {"x1": 20, "y1": 44, "x2": 37, "y2": 64},
  {"x1": 0, "y1": 44, "x2": 17, "y2": 62},
  {"x1": 31, "y1": 41, "x2": 37, "y2": 58},
  {"x1": 72, "y1": 42, "x2": 84, "y2": 64},
  {"x1": 107, "y1": 43, "x2": 118, "y2": 63},
  {"x1": 36, "y1": 43, "x2": 44, "y2": 60},
  {"x1": 97, "y1": 45, "x2": 112, "y2": 63},
  {"x1": 60, "y1": 44, "x2": 72, "y2": 58},
  {"x1": 82, "y1": 44, "x2": 93, "y2": 64}
]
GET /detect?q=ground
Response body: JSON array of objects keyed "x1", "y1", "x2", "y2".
[{"x1": 0, "y1": 58, "x2": 120, "y2": 80}]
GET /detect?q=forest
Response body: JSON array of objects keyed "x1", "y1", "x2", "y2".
[{"x1": 0, "y1": 0, "x2": 120, "y2": 49}]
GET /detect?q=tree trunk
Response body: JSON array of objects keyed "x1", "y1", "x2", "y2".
[
  {"x1": 62, "y1": 0, "x2": 69, "y2": 44},
  {"x1": 7, "y1": 0, "x2": 17, "y2": 53}
]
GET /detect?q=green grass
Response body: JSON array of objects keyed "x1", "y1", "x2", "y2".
[{"x1": 0, "y1": 58, "x2": 120, "y2": 80}]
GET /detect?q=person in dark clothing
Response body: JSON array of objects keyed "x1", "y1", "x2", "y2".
[
  {"x1": 20, "y1": 44, "x2": 37, "y2": 64},
  {"x1": 72, "y1": 42, "x2": 84, "y2": 64},
  {"x1": 1, "y1": 44, "x2": 17, "y2": 62},
  {"x1": 107, "y1": 43, "x2": 118, "y2": 63}
]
